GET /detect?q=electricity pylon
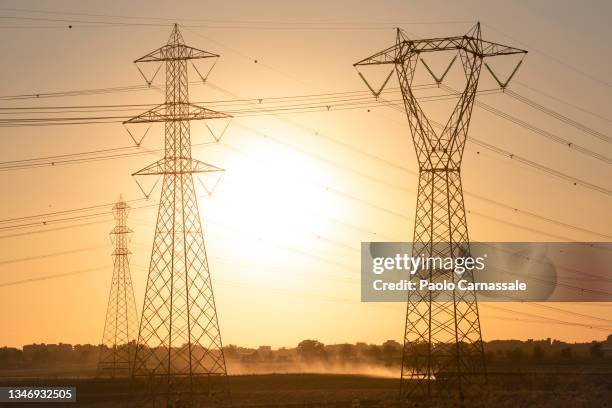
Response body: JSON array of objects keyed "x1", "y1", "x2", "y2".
[
  {"x1": 355, "y1": 23, "x2": 526, "y2": 399},
  {"x1": 126, "y1": 24, "x2": 231, "y2": 407},
  {"x1": 98, "y1": 195, "x2": 139, "y2": 377}
]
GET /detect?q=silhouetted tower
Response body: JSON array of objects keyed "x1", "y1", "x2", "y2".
[
  {"x1": 126, "y1": 25, "x2": 231, "y2": 406},
  {"x1": 355, "y1": 23, "x2": 526, "y2": 399},
  {"x1": 98, "y1": 195, "x2": 139, "y2": 377}
]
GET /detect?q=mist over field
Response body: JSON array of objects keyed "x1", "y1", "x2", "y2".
[{"x1": 227, "y1": 361, "x2": 399, "y2": 378}]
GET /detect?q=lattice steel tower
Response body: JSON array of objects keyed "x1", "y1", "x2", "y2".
[
  {"x1": 98, "y1": 195, "x2": 139, "y2": 377},
  {"x1": 355, "y1": 23, "x2": 526, "y2": 399},
  {"x1": 126, "y1": 24, "x2": 231, "y2": 407}
]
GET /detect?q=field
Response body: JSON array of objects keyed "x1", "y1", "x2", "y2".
[{"x1": 0, "y1": 372, "x2": 610, "y2": 407}]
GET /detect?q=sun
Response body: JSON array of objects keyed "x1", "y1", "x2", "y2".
[{"x1": 194, "y1": 125, "x2": 349, "y2": 287}]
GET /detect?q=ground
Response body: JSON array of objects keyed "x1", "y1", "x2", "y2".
[{"x1": 0, "y1": 372, "x2": 610, "y2": 407}]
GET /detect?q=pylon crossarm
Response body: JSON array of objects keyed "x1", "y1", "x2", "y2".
[
  {"x1": 357, "y1": 38, "x2": 526, "y2": 67},
  {"x1": 132, "y1": 175, "x2": 160, "y2": 199},
  {"x1": 204, "y1": 118, "x2": 232, "y2": 142},
  {"x1": 420, "y1": 56, "x2": 457, "y2": 84},
  {"x1": 123, "y1": 123, "x2": 152, "y2": 147},
  {"x1": 355, "y1": 67, "x2": 395, "y2": 97},
  {"x1": 135, "y1": 61, "x2": 163, "y2": 86},
  {"x1": 124, "y1": 103, "x2": 232, "y2": 124},
  {"x1": 132, "y1": 158, "x2": 224, "y2": 176},
  {"x1": 111, "y1": 225, "x2": 133, "y2": 234},
  {"x1": 196, "y1": 172, "x2": 224, "y2": 197},
  {"x1": 484, "y1": 58, "x2": 524, "y2": 89},
  {"x1": 134, "y1": 44, "x2": 219, "y2": 63},
  {"x1": 353, "y1": 43, "x2": 402, "y2": 66},
  {"x1": 479, "y1": 39, "x2": 527, "y2": 57},
  {"x1": 410, "y1": 37, "x2": 526, "y2": 57},
  {"x1": 191, "y1": 58, "x2": 219, "y2": 83}
]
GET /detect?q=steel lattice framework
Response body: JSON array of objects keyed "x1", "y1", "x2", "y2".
[
  {"x1": 127, "y1": 25, "x2": 231, "y2": 407},
  {"x1": 98, "y1": 196, "x2": 139, "y2": 378},
  {"x1": 355, "y1": 23, "x2": 527, "y2": 400}
]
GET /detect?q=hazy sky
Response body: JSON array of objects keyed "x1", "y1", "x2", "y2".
[{"x1": 0, "y1": 0, "x2": 610, "y2": 348}]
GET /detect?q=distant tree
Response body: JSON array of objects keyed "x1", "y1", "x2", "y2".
[
  {"x1": 589, "y1": 341, "x2": 604, "y2": 359},
  {"x1": 297, "y1": 340, "x2": 326, "y2": 362},
  {"x1": 381, "y1": 340, "x2": 401, "y2": 363},
  {"x1": 532, "y1": 345, "x2": 545, "y2": 361},
  {"x1": 506, "y1": 347, "x2": 525, "y2": 363},
  {"x1": 223, "y1": 345, "x2": 239, "y2": 360},
  {"x1": 339, "y1": 344, "x2": 356, "y2": 362},
  {"x1": 241, "y1": 350, "x2": 260, "y2": 365},
  {"x1": 365, "y1": 345, "x2": 382, "y2": 362},
  {"x1": 73, "y1": 344, "x2": 94, "y2": 363},
  {"x1": 0, "y1": 347, "x2": 23, "y2": 369},
  {"x1": 560, "y1": 347, "x2": 572, "y2": 360}
]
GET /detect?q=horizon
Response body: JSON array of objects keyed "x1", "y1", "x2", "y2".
[{"x1": 5, "y1": 334, "x2": 611, "y2": 351}]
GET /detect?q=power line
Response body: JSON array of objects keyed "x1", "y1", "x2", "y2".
[
  {"x1": 464, "y1": 191, "x2": 612, "y2": 241},
  {"x1": 0, "y1": 7, "x2": 473, "y2": 28},
  {"x1": 528, "y1": 303, "x2": 612, "y2": 325},
  {"x1": 0, "y1": 83, "x2": 156, "y2": 101},
  {"x1": 0, "y1": 15, "x2": 166, "y2": 27},
  {"x1": 3, "y1": 81, "x2": 608, "y2": 171},
  {"x1": 0, "y1": 197, "x2": 148, "y2": 225},
  {"x1": 0, "y1": 202, "x2": 157, "y2": 232},
  {"x1": 483, "y1": 304, "x2": 612, "y2": 333},
  {"x1": 513, "y1": 81, "x2": 611, "y2": 123},
  {"x1": 481, "y1": 22, "x2": 611, "y2": 88},
  {"x1": 442, "y1": 84, "x2": 611, "y2": 163},
  {"x1": 0, "y1": 144, "x2": 139, "y2": 164},
  {"x1": 0, "y1": 245, "x2": 106, "y2": 265},
  {"x1": 0, "y1": 142, "x2": 216, "y2": 172},
  {"x1": 0, "y1": 17, "x2": 606, "y2": 145},
  {"x1": 147, "y1": 202, "x2": 612, "y2": 287},
  {"x1": 0, "y1": 113, "x2": 609, "y2": 252},
  {"x1": 203, "y1": 76, "x2": 612, "y2": 223},
  {"x1": 0, "y1": 266, "x2": 107, "y2": 287},
  {"x1": 505, "y1": 88, "x2": 612, "y2": 144},
  {"x1": 468, "y1": 136, "x2": 612, "y2": 196},
  {"x1": 382, "y1": 100, "x2": 612, "y2": 197},
  {"x1": 0, "y1": 83, "x2": 406, "y2": 103},
  {"x1": 0, "y1": 212, "x2": 609, "y2": 322},
  {"x1": 2, "y1": 203, "x2": 609, "y2": 330},
  {"x1": 1, "y1": 19, "x2": 608, "y2": 278},
  {"x1": 226, "y1": 120, "x2": 612, "y2": 241},
  {"x1": 4, "y1": 162, "x2": 608, "y2": 298},
  {"x1": 4, "y1": 262, "x2": 610, "y2": 334},
  {"x1": 0, "y1": 86, "x2": 401, "y2": 108},
  {"x1": 0, "y1": 149, "x2": 155, "y2": 171},
  {"x1": 1, "y1": 116, "x2": 608, "y2": 250},
  {"x1": 0, "y1": 89, "x2": 476, "y2": 127},
  {"x1": 0, "y1": 219, "x2": 113, "y2": 240}
]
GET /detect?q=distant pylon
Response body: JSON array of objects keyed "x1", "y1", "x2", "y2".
[
  {"x1": 355, "y1": 23, "x2": 527, "y2": 400},
  {"x1": 126, "y1": 24, "x2": 231, "y2": 407},
  {"x1": 98, "y1": 195, "x2": 139, "y2": 377}
]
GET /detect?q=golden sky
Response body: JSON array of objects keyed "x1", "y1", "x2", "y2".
[{"x1": 0, "y1": 0, "x2": 610, "y2": 348}]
